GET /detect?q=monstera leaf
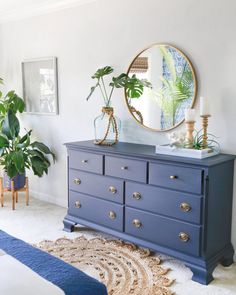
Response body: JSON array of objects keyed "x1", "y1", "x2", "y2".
[
  {"x1": 109, "y1": 73, "x2": 127, "y2": 88},
  {"x1": 125, "y1": 75, "x2": 152, "y2": 99},
  {"x1": 92, "y1": 66, "x2": 113, "y2": 79}
]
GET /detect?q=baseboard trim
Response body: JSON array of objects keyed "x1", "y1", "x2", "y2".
[{"x1": 29, "y1": 189, "x2": 66, "y2": 208}]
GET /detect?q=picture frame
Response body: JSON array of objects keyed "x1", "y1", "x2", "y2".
[{"x1": 22, "y1": 57, "x2": 59, "y2": 115}]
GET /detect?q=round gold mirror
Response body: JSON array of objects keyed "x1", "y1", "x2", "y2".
[{"x1": 125, "y1": 44, "x2": 197, "y2": 131}]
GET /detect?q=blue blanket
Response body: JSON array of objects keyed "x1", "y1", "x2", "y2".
[{"x1": 0, "y1": 230, "x2": 107, "y2": 295}]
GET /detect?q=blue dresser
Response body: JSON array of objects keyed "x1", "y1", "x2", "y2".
[{"x1": 64, "y1": 140, "x2": 235, "y2": 285}]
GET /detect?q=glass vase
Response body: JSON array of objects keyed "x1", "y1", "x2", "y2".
[{"x1": 94, "y1": 106, "x2": 121, "y2": 145}]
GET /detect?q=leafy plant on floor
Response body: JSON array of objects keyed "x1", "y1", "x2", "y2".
[
  {"x1": 0, "y1": 78, "x2": 55, "y2": 179},
  {"x1": 0, "y1": 79, "x2": 25, "y2": 126},
  {"x1": 86, "y1": 66, "x2": 152, "y2": 106}
]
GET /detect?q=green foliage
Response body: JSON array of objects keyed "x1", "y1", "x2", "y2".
[
  {"x1": 156, "y1": 46, "x2": 194, "y2": 126},
  {"x1": 0, "y1": 110, "x2": 55, "y2": 178},
  {"x1": 0, "y1": 88, "x2": 25, "y2": 125},
  {"x1": 185, "y1": 129, "x2": 220, "y2": 151},
  {"x1": 0, "y1": 80, "x2": 55, "y2": 179},
  {"x1": 86, "y1": 66, "x2": 152, "y2": 106}
]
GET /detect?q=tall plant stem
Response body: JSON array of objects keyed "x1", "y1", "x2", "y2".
[
  {"x1": 107, "y1": 86, "x2": 115, "y2": 106},
  {"x1": 98, "y1": 84, "x2": 107, "y2": 105},
  {"x1": 101, "y1": 77, "x2": 109, "y2": 105}
]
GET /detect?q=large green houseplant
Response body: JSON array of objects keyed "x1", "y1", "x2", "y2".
[{"x1": 0, "y1": 80, "x2": 55, "y2": 189}]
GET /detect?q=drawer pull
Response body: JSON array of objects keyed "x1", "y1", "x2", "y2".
[
  {"x1": 75, "y1": 201, "x2": 81, "y2": 208},
  {"x1": 132, "y1": 219, "x2": 142, "y2": 228},
  {"x1": 109, "y1": 211, "x2": 116, "y2": 220},
  {"x1": 179, "y1": 232, "x2": 189, "y2": 242},
  {"x1": 170, "y1": 175, "x2": 178, "y2": 180},
  {"x1": 180, "y1": 202, "x2": 191, "y2": 212},
  {"x1": 81, "y1": 160, "x2": 88, "y2": 163},
  {"x1": 133, "y1": 192, "x2": 141, "y2": 200},
  {"x1": 121, "y1": 166, "x2": 128, "y2": 170},
  {"x1": 109, "y1": 186, "x2": 117, "y2": 194},
  {"x1": 74, "y1": 178, "x2": 81, "y2": 185}
]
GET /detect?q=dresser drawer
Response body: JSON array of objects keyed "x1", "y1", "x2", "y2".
[
  {"x1": 149, "y1": 163, "x2": 203, "y2": 194},
  {"x1": 69, "y1": 191, "x2": 124, "y2": 231},
  {"x1": 125, "y1": 208, "x2": 201, "y2": 256},
  {"x1": 105, "y1": 156, "x2": 147, "y2": 183},
  {"x1": 126, "y1": 182, "x2": 202, "y2": 224},
  {"x1": 68, "y1": 149, "x2": 103, "y2": 174},
  {"x1": 69, "y1": 169, "x2": 124, "y2": 204}
]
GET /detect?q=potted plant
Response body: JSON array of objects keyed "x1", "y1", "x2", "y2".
[
  {"x1": 0, "y1": 80, "x2": 55, "y2": 189},
  {"x1": 86, "y1": 66, "x2": 152, "y2": 145}
]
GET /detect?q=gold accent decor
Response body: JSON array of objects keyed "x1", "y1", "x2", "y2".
[
  {"x1": 133, "y1": 219, "x2": 142, "y2": 228},
  {"x1": 94, "y1": 107, "x2": 119, "y2": 146},
  {"x1": 180, "y1": 202, "x2": 191, "y2": 212},
  {"x1": 169, "y1": 175, "x2": 178, "y2": 180},
  {"x1": 125, "y1": 43, "x2": 198, "y2": 132},
  {"x1": 133, "y1": 192, "x2": 142, "y2": 200},
  {"x1": 37, "y1": 236, "x2": 174, "y2": 295},
  {"x1": 109, "y1": 211, "x2": 116, "y2": 219},
  {"x1": 74, "y1": 178, "x2": 81, "y2": 185},
  {"x1": 75, "y1": 201, "x2": 81, "y2": 208},
  {"x1": 201, "y1": 115, "x2": 211, "y2": 149},
  {"x1": 129, "y1": 57, "x2": 149, "y2": 73},
  {"x1": 179, "y1": 232, "x2": 189, "y2": 242},
  {"x1": 185, "y1": 120, "x2": 195, "y2": 148},
  {"x1": 108, "y1": 186, "x2": 117, "y2": 194}
]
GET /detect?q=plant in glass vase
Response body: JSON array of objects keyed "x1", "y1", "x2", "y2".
[{"x1": 87, "y1": 66, "x2": 151, "y2": 145}]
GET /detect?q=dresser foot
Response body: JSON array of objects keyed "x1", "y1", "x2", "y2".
[
  {"x1": 188, "y1": 264, "x2": 214, "y2": 285},
  {"x1": 221, "y1": 254, "x2": 234, "y2": 267},
  {"x1": 63, "y1": 218, "x2": 76, "y2": 232}
]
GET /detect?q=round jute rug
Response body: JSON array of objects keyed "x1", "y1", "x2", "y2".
[{"x1": 37, "y1": 236, "x2": 174, "y2": 295}]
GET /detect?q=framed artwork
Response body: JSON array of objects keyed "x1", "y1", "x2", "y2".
[{"x1": 22, "y1": 57, "x2": 58, "y2": 115}]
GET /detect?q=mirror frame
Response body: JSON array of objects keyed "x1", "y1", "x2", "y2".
[{"x1": 125, "y1": 43, "x2": 198, "y2": 132}]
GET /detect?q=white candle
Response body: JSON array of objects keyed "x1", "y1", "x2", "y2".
[
  {"x1": 200, "y1": 96, "x2": 210, "y2": 116},
  {"x1": 185, "y1": 109, "x2": 196, "y2": 122}
]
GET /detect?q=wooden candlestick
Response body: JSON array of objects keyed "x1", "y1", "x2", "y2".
[
  {"x1": 185, "y1": 120, "x2": 195, "y2": 148},
  {"x1": 201, "y1": 115, "x2": 211, "y2": 149}
]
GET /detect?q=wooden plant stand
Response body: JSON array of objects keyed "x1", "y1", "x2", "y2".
[{"x1": 0, "y1": 177, "x2": 29, "y2": 210}]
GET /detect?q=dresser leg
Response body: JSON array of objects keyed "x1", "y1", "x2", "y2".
[
  {"x1": 188, "y1": 264, "x2": 214, "y2": 285},
  {"x1": 221, "y1": 253, "x2": 234, "y2": 267},
  {"x1": 63, "y1": 218, "x2": 76, "y2": 232}
]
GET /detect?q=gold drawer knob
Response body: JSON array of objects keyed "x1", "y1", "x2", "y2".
[
  {"x1": 75, "y1": 201, "x2": 81, "y2": 208},
  {"x1": 121, "y1": 166, "x2": 128, "y2": 170},
  {"x1": 133, "y1": 192, "x2": 141, "y2": 200},
  {"x1": 74, "y1": 178, "x2": 81, "y2": 185},
  {"x1": 109, "y1": 186, "x2": 117, "y2": 194},
  {"x1": 132, "y1": 219, "x2": 142, "y2": 228},
  {"x1": 179, "y1": 232, "x2": 189, "y2": 242},
  {"x1": 180, "y1": 202, "x2": 191, "y2": 212},
  {"x1": 109, "y1": 211, "x2": 116, "y2": 220},
  {"x1": 81, "y1": 159, "x2": 88, "y2": 163},
  {"x1": 170, "y1": 175, "x2": 178, "y2": 180}
]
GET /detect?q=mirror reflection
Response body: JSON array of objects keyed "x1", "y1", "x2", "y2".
[{"x1": 126, "y1": 44, "x2": 197, "y2": 131}]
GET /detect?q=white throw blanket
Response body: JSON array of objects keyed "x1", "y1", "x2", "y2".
[{"x1": 0, "y1": 250, "x2": 64, "y2": 295}]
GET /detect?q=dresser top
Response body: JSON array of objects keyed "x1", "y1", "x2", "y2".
[{"x1": 65, "y1": 140, "x2": 235, "y2": 167}]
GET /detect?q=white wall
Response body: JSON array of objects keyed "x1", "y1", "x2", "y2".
[{"x1": 0, "y1": 0, "x2": 236, "y2": 247}]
